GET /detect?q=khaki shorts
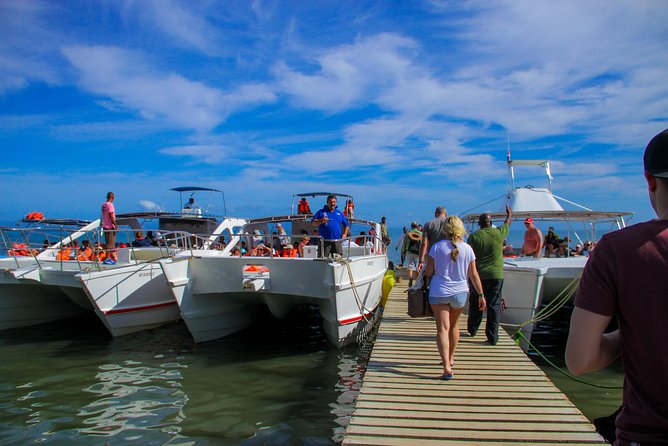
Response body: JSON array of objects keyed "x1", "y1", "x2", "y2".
[
  {"x1": 405, "y1": 252, "x2": 419, "y2": 271},
  {"x1": 104, "y1": 229, "x2": 116, "y2": 250}
]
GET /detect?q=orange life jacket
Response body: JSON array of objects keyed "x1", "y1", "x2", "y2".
[
  {"x1": 298, "y1": 200, "x2": 311, "y2": 214},
  {"x1": 281, "y1": 248, "x2": 298, "y2": 258},
  {"x1": 25, "y1": 211, "x2": 44, "y2": 221},
  {"x1": 78, "y1": 247, "x2": 93, "y2": 261},
  {"x1": 8, "y1": 243, "x2": 30, "y2": 256},
  {"x1": 56, "y1": 248, "x2": 72, "y2": 261},
  {"x1": 344, "y1": 202, "x2": 354, "y2": 217}
]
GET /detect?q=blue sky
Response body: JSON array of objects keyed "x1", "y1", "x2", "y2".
[{"x1": 1, "y1": 0, "x2": 667, "y2": 227}]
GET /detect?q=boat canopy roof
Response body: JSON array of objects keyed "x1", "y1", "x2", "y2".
[
  {"x1": 170, "y1": 186, "x2": 223, "y2": 193},
  {"x1": 463, "y1": 209, "x2": 633, "y2": 226},
  {"x1": 293, "y1": 192, "x2": 353, "y2": 199},
  {"x1": 19, "y1": 218, "x2": 92, "y2": 227},
  {"x1": 508, "y1": 187, "x2": 564, "y2": 212}
]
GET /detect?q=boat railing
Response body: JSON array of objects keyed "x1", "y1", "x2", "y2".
[
  {"x1": 205, "y1": 232, "x2": 385, "y2": 259},
  {"x1": 0, "y1": 225, "x2": 197, "y2": 271},
  {"x1": 166, "y1": 213, "x2": 386, "y2": 259},
  {"x1": 1, "y1": 223, "x2": 103, "y2": 268}
]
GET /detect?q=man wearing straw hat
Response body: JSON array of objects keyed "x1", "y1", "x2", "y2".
[{"x1": 404, "y1": 222, "x2": 422, "y2": 287}]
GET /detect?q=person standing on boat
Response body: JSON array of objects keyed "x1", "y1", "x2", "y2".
[
  {"x1": 425, "y1": 216, "x2": 485, "y2": 380},
  {"x1": 183, "y1": 197, "x2": 201, "y2": 214},
  {"x1": 380, "y1": 216, "x2": 391, "y2": 250},
  {"x1": 566, "y1": 128, "x2": 668, "y2": 446},
  {"x1": 418, "y1": 206, "x2": 448, "y2": 270},
  {"x1": 467, "y1": 205, "x2": 512, "y2": 345},
  {"x1": 520, "y1": 217, "x2": 543, "y2": 257},
  {"x1": 101, "y1": 191, "x2": 118, "y2": 265},
  {"x1": 404, "y1": 222, "x2": 422, "y2": 287},
  {"x1": 311, "y1": 194, "x2": 350, "y2": 257},
  {"x1": 544, "y1": 226, "x2": 560, "y2": 257},
  {"x1": 131, "y1": 231, "x2": 151, "y2": 248},
  {"x1": 297, "y1": 197, "x2": 312, "y2": 215},
  {"x1": 395, "y1": 226, "x2": 408, "y2": 266},
  {"x1": 344, "y1": 199, "x2": 355, "y2": 219}
]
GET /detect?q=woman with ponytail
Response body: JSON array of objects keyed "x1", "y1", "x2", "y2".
[{"x1": 425, "y1": 215, "x2": 485, "y2": 380}]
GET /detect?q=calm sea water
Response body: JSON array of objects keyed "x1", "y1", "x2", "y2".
[
  {"x1": 527, "y1": 303, "x2": 623, "y2": 423},
  {"x1": 0, "y1": 307, "x2": 375, "y2": 446},
  {"x1": 0, "y1": 303, "x2": 623, "y2": 446}
]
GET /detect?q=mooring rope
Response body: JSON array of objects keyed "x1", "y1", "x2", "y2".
[
  {"x1": 516, "y1": 330, "x2": 623, "y2": 389},
  {"x1": 508, "y1": 275, "x2": 622, "y2": 389},
  {"x1": 515, "y1": 275, "x2": 580, "y2": 333},
  {"x1": 337, "y1": 256, "x2": 374, "y2": 325}
]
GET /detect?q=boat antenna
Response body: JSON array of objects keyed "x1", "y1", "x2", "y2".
[
  {"x1": 544, "y1": 161, "x2": 554, "y2": 193},
  {"x1": 506, "y1": 141, "x2": 513, "y2": 200}
]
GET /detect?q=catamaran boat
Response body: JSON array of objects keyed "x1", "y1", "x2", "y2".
[
  {"x1": 76, "y1": 187, "x2": 247, "y2": 337},
  {"x1": 0, "y1": 218, "x2": 101, "y2": 329},
  {"x1": 159, "y1": 192, "x2": 388, "y2": 347},
  {"x1": 463, "y1": 159, "x2": 632, "y2": 349}
]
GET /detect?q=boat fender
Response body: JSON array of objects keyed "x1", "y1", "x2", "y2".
[{"x1": 381, "y1": 270, "x2": 395, "y2": 307}]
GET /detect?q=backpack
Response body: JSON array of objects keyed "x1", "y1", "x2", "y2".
[{"x1": 407, "y1": 237, "x2": 420, "y2": 254}]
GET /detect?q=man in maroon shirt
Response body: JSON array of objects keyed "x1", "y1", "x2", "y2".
[{"x1": 566, "y1": 129, "x2": 668, "y2": 445}]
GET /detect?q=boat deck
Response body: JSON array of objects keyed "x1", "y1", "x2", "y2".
[{"x1": 343, "y1": 282, "x2": 606, "y2": 445}]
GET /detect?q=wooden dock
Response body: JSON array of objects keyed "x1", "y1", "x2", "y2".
[{"x1": 343, "y1": 282, "x2": 606, "y2": 445}]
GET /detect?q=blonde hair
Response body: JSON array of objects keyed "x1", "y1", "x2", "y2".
[{"x1": 444, "y1": 215, "x2": 466, "y2": 261}]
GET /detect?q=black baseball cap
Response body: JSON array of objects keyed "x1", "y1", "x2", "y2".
[{"x1": 644, "y1": 129, "x2": 668, "y2": 178}]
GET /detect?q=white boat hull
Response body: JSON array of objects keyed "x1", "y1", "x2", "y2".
[
  {"x1": 77, "y1": 262, "x2": 181, "y2": 337},
  {"x1": 500, "y1": 256, "x2": 586, "y2": 349},
  {"x1": 0, "y1": 266, "x2": 87, "y2": 329},
  {"x1": 38, "y1": 266, "x2": 94, "y2": 310},
  {"x1": 160, "y1": 252, "x2": 387, "y2": 347}
]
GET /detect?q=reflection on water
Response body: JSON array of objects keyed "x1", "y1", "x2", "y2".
[
  {"x1": 1, "y1": 294, "x2": 623, "y2": 445},
  {"x1": 0, "y1": 307, "x2": 375, "y2": 445},
  {"x1": 526, "y1": 303, "x2": 623, "y2": 422}
]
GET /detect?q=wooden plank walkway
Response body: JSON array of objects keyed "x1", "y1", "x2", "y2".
[{"x1": 343, "y1": 282, "x2": 606, "y2": 445}]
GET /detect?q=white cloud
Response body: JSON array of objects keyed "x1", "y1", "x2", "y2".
[
  {"x1": 61, "y1": 45, "x2": 276, "y2": 130},
  {"x1": 139, "y1": 200, "x2": 160, "y2": 211},
  {"x1": 160, "y1": 144, "x2": 229, "y2": 165},
  {"x1": 441, "y1": 0, "x2": 668, "y2": 142},
  {"x1": 275, "y1": 33, "x2": 417, "y2": 112},
  {"x1": 221, "y1": 83, "x2": 277, "y2": 115},
  {"x1": 140, "y1": 0, "x2": 222, "y2": 56},
  {"x1": 0, "y1": 0, "x2": 62, "y2": 94}
]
